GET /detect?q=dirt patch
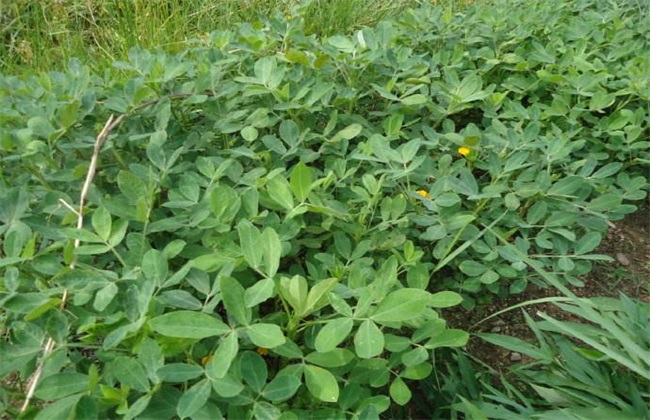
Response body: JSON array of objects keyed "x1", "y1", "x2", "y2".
[{"x1": 444, "y1": 198, "x2": 650, "y2": 370}]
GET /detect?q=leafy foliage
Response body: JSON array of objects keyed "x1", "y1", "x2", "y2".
[{"x1": 0, "y1": 0, "x2": 648, "y2": 417}]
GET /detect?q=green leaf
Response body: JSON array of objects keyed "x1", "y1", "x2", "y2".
[
  {"x1": 191, "y1": 253, "x2": 236, "y2": 273},
  {"x1": 328, "y1": 293, "x2": 353, "y2": 317},
  {"x1": 135, "y1": 386, "x2": 180, "y2": 419},
  {"x1": 142, "y1": 249, "x2": 168, "y2": 287},
  {"x1": 305, "y1": 349, "x2": 355, "y2": 368},
  {"x1": 547, "y1": 176, "x2": 584, "y2": 197},
  {"x1": 118, "y1": 171, "x2": 148, "y2": 202},
  {"x1": 210, "y1": 185, "x2": 241, "y2": 223},
  {"x1": 260, "y1": 227, "x2": 281, "y2": 279},
  {"x1": 137, "y1": 338, "x2": 164, "y2": 383},
  {"x1": 304, "y1": 365, "x2": 339, "y2": 403},
  {"x1": 156, "y1": 363, "x2": 204, "y2": 383},
  {"x1": 146, "y1": 138, "x2": 166, "y2": 170},
  {"x1": 271, "y1": 339, "x2": 304, "y2": 359},
  {"x1": 401, "y1": 347, "x2": 428, "y2": 367},
  {"x1": 591, "y1": 163, "x2": 622, "y2": 179},
  {"x1": 4, "y1": 293, "x2": 51, "y2": 315},
  {"x1": 241, "y1": 351, "x2": 268, "y2": 393},
  {"x1": 479, "y1": 270, "x2": 499, "y2": 284},
  {"x1": 160, "y1": 290, "x2": 202, "y2": 310},
  {"x1": 426, "y1": 329, "x2": 469, "y2": 349},
  {"x1": 237, "y1": 219, "x2": 262, "y2": 270},
  {"x1": 0, "y1": 256, "x2": 25, "y2": 269},
  {"x1": 589, "y1": 91, "x2": 615, "y2": 111},
  {"x1": 111, "y1": 357, "x2": 150, "y2": 392},
  {"x1": 241, "y1": 126, "x2": 259, "y2": 142},
  {"x1": 163, "y1": 263, "x2": 193, "y2": 288},
  {"x1": 61, "y1": 228, "x2": 104, "y2": 243},
  {"x1": 384, "y1": 114, "x2": 404, "y2": 137},
  {"x1": 290, "y1": 162, "x2": 314, "y2": 202},
  {"x1": 254, "y1": 56, "x2": 279, "y2": 87},
  {"x1": 34, "y1": 394, "x2": 82, "y2": 420},
  {"x1": 247, "y1": 323, "x2": 286, "y2": 348},
  {"x1": 205, "y1": 332, "x2": 239, "y2": 380},
  {"x1": 211, "y1": 374, "x2": 245, "y2": 398},
  {"x1": 302, "y1": 277, "x2": 339, "y2": 317},
  {"x1": 102, "y1": 319, "x2": 145, "y2": 350},
  {"x1": 278, "y1": 275, "x2": 308, "y2": 315},
  {"x1": 587, "y1": 194, "x2": 622, "y2": 212},
  {"x1": 92, "y1": 206, "x2": 112, "y2": 241},
  {"x1": 221, "y1": 276, "x2": 252, "y2": 326},
  {"x1": 75, "y1": 244, "x2": 112, "y2": 255},
  {"x1": 504, "y1": 193, "x2": 520, "y2": 210},
  {"x1": 389, "y1": 377, "x2": 412, "y2": 406},
  {"x1": 162, "y1": 239, "x2": 186, "y2": 259},
  {"x1": 176, "y1": 378, "x2": 211, "y2": 419},
  {"x1": 354, "y1": 320, "x2": 384, "y2": 359},
  {"x1": 400, "y1": 362, "x2": 433, "y2": 380},
  {"x1": 401, "y1": 94, "x2": 428, "y2": 106},
  {"x1": 253, "y1": 402, "x2": 281, "y2": 420},
  {"x1": 93, "y1": 282, "x2": 118, "y2": 311},
  {"x1": 575, "y1": 232, "x2": 602, "y2": 255},
  {"x1": 459, "y1": 260, "x2": 488, "y2": 277},
  {"x1": 35, "y1": 372, "x2": 88, "y2": 400},
  {"x1": 429, "y1": 291, "x2": 463, "y2": 308},
  {"x1": 434, "y1": 194, "x2": 460, "y2": 208},
  {"x1": 371, "y1": 289, "x2": 431, "y2": 324},
  {"x1": 607, "y1": 113, "x2": 629, "y2": 131},
  {"x1": 328, "y1": 35, "x2": 355, "y2": 52},
  {"x1": 331, "y1": 123, "x2": 363, "y2": 142},
  {"x1": 124, "y1": 395, "x2": 151, "y2": 420},
  {"x1": 267, "y1": 176, "x2": 294, "y2": 211},
  {"x1": 149, "y1": 311, "x2": 229, "y2": 339},
  {"x1": 530, "y1": 41, "x2": 555, "y2": 64},
  {"x1": 242, "y1": 188, "x2": 259, "y2": 218},
  {"x1": 315, "y1": 318, "x2": 354, "y2": 353},
  {"x1": 279, "y1": 120, "x2": 300, "y2": 146},
  {"x1": 262, "y1": 375, "x2": 301, "y2": 402},
  {"x1": 244, "y1": 278, "x2": 275, "y2": 308}
]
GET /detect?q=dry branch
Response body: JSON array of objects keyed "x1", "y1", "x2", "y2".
[{"x1": 19, "y1": 91, "x2": 205, "y2": 412}]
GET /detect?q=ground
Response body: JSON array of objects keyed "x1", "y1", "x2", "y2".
[{"x1": 445, "y1": 197, "x2": 650, "y2": 369}]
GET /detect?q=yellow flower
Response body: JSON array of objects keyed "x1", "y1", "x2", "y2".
[
  {"x1": 416, "y1": 190, "x2": 430, "y2": 199},
  {"x1": 458, "y1": 146, "x2": 471, "y2": 157},
  {"x1": 201, "y1": 355, "x2": 213, "y2": 365},
  {"x1": 256, "y1": 347, "x2": 269, "y2": 356}
]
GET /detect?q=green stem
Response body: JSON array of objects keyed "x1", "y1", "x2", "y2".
[
  {"x1": 434, "y1": 197, "x2": 490, "y2": 272},
  {"x1": 108, "y1": 245, "x2": 127, "y2": 267}
]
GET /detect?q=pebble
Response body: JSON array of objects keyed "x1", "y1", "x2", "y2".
[
  {"x1": 616, "y1": 252, "x2": 631, "y2": 266},
  {"x1": 490, "y1": 319, "x2": 506, "y2": 333},
  {"x1": 510, "y1": 352, "x2": 522, "y2": 362}
]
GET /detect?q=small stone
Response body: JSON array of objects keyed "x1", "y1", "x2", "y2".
[
  {"x1": 616, "y1": 252, "x2": 631, "y2": 266},
  {"x1": 510, "y1": 352, "x2": 522, "y2": 362},
  {"x1": 490, "y1": 326, "x2": 502, "y2": 333}
]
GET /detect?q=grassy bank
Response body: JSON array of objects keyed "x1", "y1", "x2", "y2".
[{"x1": 2, "y1": 0, "x2": 453, "y2": 73}]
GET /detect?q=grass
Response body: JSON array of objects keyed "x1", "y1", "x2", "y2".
[
  {"x1": 0, "y1": 0, "x2": 483, "y2": 75},
  {"x1": 1, "y1": 0, "x2": 424, "y2": 74}
]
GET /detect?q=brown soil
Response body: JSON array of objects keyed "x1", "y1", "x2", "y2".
[{"x1": 444, "y1": 197, "x2": 650, "y2": 370}]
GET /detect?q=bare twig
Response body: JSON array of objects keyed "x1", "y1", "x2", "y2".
[
  {"x1": 57, "y1": 199, "x2": 80, "y2": 217},
  {"x1": 20, "y1": 114, "x2": 122, "y2": 412},
  {"x1": 20, "y1": 91, "x2": 212, "y2": 412}
]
